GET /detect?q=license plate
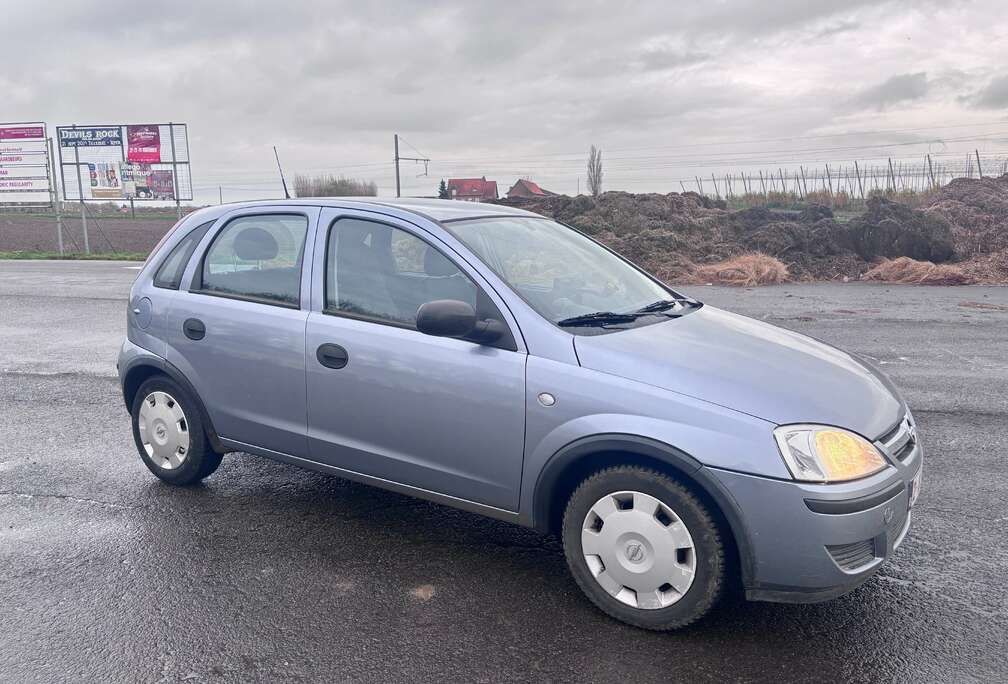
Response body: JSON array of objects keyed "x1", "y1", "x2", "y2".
[{"x1": 908, "y1": 468, "x2": 922, "y2": 509}]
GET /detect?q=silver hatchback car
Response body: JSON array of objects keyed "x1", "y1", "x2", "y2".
[{"x1": 118, "y1": 198, "x2": 922, "y2": 630}]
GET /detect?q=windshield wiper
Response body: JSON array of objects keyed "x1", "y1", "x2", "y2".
[
  {"x1": 633, "y1": 297, "x2": 698, "y2": 314},
  {"x1": 557, "y1": 311, "x2": 641, "y2": 327}
]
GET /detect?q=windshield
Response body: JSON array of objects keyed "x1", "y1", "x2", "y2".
[{"x1": 444, "y1": 216, "x2": 694, "y2": 329}]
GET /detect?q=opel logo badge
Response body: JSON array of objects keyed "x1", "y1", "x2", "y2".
[
  {"x1": 883, "y1": 506, "x2": 894, "y2": 524},
  {"x1": 625, "y1": 542, "x2": 645, "y2": 563}
]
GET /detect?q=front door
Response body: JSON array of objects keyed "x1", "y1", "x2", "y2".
[
  {"x1": 305, "y1": 210, "x2": 526, "y2": 511},
  {"x1": 166, "y1": 208, "x2": 318, "y2": 458}
]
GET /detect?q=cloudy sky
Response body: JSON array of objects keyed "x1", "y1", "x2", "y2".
[{"x1": 4, "y1": 0, "x2": 1007, "y2": 204}]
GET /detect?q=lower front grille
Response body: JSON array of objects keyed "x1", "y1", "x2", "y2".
[{"x1": 827, "y1": 539, "x2": 876, "y2": 571}]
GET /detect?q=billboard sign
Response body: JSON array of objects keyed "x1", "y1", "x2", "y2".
[
  {"x1": 58, "y1": 126, "x2": 122, "y2": 148},
  {"x1": 0, "y1": 122, "x2": 53, "y2": 206},
  {"x1": 56, "y1": 123, "x2": 192, "y2": 202}
]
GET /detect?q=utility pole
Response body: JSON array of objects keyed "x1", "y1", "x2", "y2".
[
  {"x1": 976, "y1": 149, "x2": 983, "y2": 179},
  {"x1": 394, "y1": 134, "x2": 400, "y2": 198},
  {"x1": 219, "y1": 186, "x2": 223, "y2": 204},
  {"x1": 393, "y1": 133, "x2": 430, "y2": 198}
]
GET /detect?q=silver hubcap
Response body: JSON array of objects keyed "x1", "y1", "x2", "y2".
[
  {"x1": 581, "y1": 491, "x2": 697, "y2": 610},
  {"x1": 138, "y1": 391, "x2": 190, "y2": 470}
]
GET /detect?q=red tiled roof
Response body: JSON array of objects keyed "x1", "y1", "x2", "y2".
[
  {"x1": 448, "y1": 177, "x2": 498, "y2": 199},
  {"x1": 518, "y1": 179, "x2": 545, "y2": 195}
]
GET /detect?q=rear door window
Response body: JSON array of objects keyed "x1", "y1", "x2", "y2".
[{"x1": 198, "y1": 214, "x2": 308, "y2": 307}]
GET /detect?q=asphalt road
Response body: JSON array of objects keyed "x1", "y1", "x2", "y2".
[{"x1": 2, "y1": 260, "x2": 1006, "y2": 683}]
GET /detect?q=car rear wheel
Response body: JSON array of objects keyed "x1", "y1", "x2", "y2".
[
  {"x1": 562, "y1": 465, "x2": 725, "y2": 630},
  {"x1": 131, "y1": 376, "x2": 222, "y2": 485}
]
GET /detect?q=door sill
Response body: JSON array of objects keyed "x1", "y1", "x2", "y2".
[{"x1": 219, "y1": 437, "x2": 524, "y2": 526}]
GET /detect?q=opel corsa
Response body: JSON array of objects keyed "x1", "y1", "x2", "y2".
[{"x1": 118, "y1": 198, "x2": 922, "y2": 630}]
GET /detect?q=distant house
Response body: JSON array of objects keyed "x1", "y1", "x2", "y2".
[
  {"x1": 506, "y1": 178, "x2": 556, "y2": 199},
  {"x1": 447, "y1": 177, "x2": 499, "y2": 202}
]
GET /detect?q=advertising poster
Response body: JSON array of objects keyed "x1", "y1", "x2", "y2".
[
  {"x1": 120, "y1": 163, "x2": 175, "y2": 200},
  {"x1": 0, "y1": 122, "x2": 52, "y2": 205},
  {"x1": 57, "y1": 123, "x2": 190, "y2": 202},
  {"x1": 126, "y1": 125, "x2": 161, "y2": 163},
  {"x1": 89, "y1": 162, "x2": 123, "y2": 199}
]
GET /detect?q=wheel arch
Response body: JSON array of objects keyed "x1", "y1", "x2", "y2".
[
  {"x1": 121, "y1": 357, "x2": 227, "y2": 455},
  {"x1": 531, "y1": 434, "x2": 755, "y2": 587}
]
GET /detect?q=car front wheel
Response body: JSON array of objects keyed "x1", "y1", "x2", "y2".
[{"x1": 562, "y1": 465, "x2": 725, "y2": 630}]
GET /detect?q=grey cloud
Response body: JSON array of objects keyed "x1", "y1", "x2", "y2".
[
  {"x1": 811, "y1": 20, "x2": 860, "y2": 39},
  {"x1": 970, "y1": 75, "x2": 1008, "y2": 109},
  {"x1": 0, "y1": 0, "x2": 1001, "y2": 201},
  {"x1": 853, "y1": 72, "x2": 929, "y2": 111},
  {"x1": 637, "y1": 49, "x2": 711, "y2": 72}
]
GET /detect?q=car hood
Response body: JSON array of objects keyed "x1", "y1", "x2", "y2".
[{"x1": 573, "y1": 305, "x2": 902, "y2": 439}]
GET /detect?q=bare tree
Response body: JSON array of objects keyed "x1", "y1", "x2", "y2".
[
  {"x1": 586, "y1": 145, "x2": 604, "y2": 197},
  {"x1": 293, "y1": 173, "x2": 377, "y2": 197}
]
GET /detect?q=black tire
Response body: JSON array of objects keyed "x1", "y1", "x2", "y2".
[
  {"x1": 562, "y1": 465, "x2": 725, "y2": 631},
  {"x1": 130, "y1": 375, "x2": 223, "y2": 486}
]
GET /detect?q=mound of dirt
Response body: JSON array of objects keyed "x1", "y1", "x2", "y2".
[
  {"x1": 924, "y1": 175, "x2": 1008, "y2": 257},
  {"x1": 844, "y1": 197, "x2": 955, "y2": 262},
  {"x1": 495, "y1": 180, "x2": 1007, "y2": 285}
]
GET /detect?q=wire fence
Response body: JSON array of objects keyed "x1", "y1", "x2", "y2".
[{"x1": 688, "y1": 151, "x2": 1008, "y2": 211}]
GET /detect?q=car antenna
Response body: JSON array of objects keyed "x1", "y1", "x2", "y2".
[{"x1": 274, "y1": 145, "x2": 291, "y2": 199}]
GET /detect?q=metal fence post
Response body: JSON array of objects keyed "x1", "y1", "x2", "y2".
[
  {"x1": 47, "y1": 136, "x2": 64, "y2": 255},
  {"x1": 71, "y1": 126, "x2": 90, "y2": 254},
  {"x1": 169, "y1": 122, "x2": 181, "y2": 219}
]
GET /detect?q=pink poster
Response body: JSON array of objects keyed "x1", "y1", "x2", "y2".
[{"x1": 126, "y1": 125, "x2": 161, "y2": 163}]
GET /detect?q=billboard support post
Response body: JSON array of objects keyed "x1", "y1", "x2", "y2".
[
  {"x1": 47, "y1": 137, "x2": 64, "y2": 256},
  {"x1": 71, "y1": 126, "x2": 90, "y2": 254},
  {"x1": 168, "y1": 122, "x2": 181, "y2": 219}
]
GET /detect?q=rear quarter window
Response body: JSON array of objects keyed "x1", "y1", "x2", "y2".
[{"x1": 153, "y1": 221, "x2": 214, "y2": 290}]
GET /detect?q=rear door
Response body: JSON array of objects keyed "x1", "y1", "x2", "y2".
[
  {"x1": 304, "y1": 208, "x2": 527, "y2": 511},
  {"x1": 166, "y1": 206, "x2": 319, "y2": 458}
]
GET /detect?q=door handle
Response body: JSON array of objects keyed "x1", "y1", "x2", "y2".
[
  {"x1": 316, "y1": 343, "x2": 349, "y2": 369},
  {"x1": 183, "y1": 318, "x2": 206, "y2": 340}
]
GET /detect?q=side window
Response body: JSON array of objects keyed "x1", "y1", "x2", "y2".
[
  {"x1": 153, "y1": 221, "x2": 213, "y2": 289},
  {"x1": 199, "y1": 214, "x2": 308, "y2": 307},
  {"x1": 326, "y1": 218, "x2": 480, "y2": 327}
]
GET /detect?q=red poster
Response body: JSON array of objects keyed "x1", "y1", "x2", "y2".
[
  {"x1": 0, "y1": 125, "x2": 44, "y2": 140},
  {"x1": 126, "y1": 125, "x2": 161, "y2": 163}
]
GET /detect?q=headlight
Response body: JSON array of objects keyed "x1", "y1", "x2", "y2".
[{"x1": 773, "y1": 424, "x2": 888, "y2": 483}]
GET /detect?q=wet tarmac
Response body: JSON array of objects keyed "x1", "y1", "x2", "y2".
[{"x1": 1, "y1": 260, "x2": 1006, "y2": 682}]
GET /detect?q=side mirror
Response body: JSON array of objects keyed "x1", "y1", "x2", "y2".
[
  {"x1": 416, "y1": 300, "x2": 505, "y2": 345},
  {"x1": 416, "y1": 300, "x2": 477, "y2": 338}
]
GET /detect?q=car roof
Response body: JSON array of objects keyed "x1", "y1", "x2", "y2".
[{"x1": 189, "y1": 197, "x2": 541, "y2": 224}]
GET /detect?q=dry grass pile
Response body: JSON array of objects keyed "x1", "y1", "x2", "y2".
[
  {"x1": 861, "y1": 257, "x2": 973, "y2": 285},
  {"x1": 694, "y1": 253, "x2": 789, "y2": 287}
]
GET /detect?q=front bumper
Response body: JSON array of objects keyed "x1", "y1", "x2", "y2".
[{"x1": 709, "y1": 432, "x2": 922, "y2": 603}]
